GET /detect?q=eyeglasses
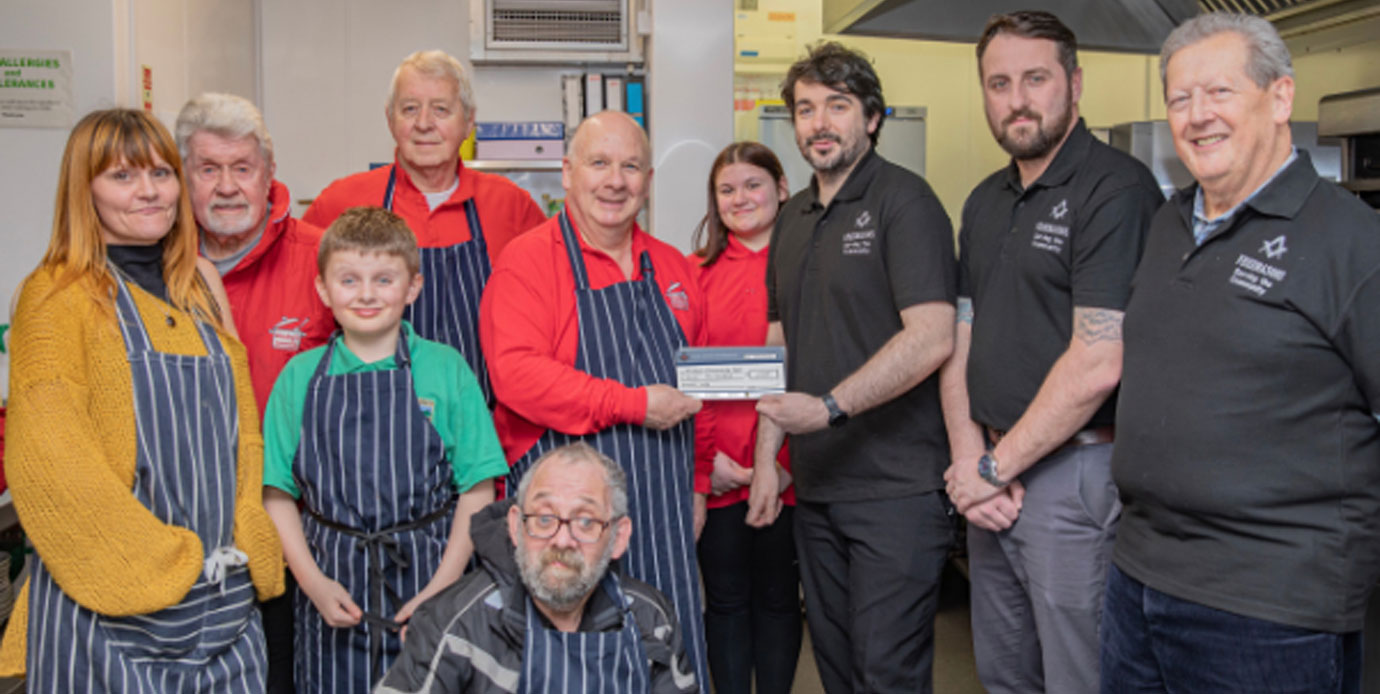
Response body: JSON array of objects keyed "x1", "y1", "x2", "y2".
[{"x1": 519, "y1": 511, "x2": 617, "y2": 544}]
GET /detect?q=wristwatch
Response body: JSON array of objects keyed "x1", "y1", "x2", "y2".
[
  {"x1": 821, "y1": 393, "x2": 849, "y2": 428},
  {"x1": 978, "y1": 452, "x2": 1008, "y2": 487}
]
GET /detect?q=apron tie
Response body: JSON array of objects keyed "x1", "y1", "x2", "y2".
[{"x1": 203, "y1": 547, "x2": 249, "y2": 593}]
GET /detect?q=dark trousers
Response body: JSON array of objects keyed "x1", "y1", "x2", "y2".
[
  {"x1": 262, "y1": 569, "x2": 296, "y2": 694},
  {"x1": 697, "y1": 501, "x2": 802, "y2": 694},
  {"x1": 795, "y1": 491, "x2": 955, "y2": 693},
  {"x1": 1100, "y1": 563, "x2": 1361, "y2": 693}
]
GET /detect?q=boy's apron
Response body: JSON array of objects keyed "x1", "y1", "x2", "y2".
[
  {"x1": 383, "y1": 166, "x2": 496, "y2": 404},
  {"x1": 25, "y1": 276, "x2": 264, "y2": 693},
  {"x1": 292, "y1": 332, "x2": 453, "y2": 693},
  {"x1": 505, "y1": 209, "x2": 708, "y2": 688}
]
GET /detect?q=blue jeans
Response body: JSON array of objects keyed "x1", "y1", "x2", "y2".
[{"x1": 1100, "y1": 563, "x2": 1361, "y2": 693}]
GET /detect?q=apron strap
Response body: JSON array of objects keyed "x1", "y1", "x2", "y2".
[
  {"x1": 462, "y1": 197, "x2": 487, "y2": 246},
  {"x1": 382, "y1": 165, "x2": 398, "y2": 211},
  {"x1": 557, "y1": 209, "x2": 593, "y2": 291}
]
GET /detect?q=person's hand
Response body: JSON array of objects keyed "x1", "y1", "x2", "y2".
[
  {"x1": 302, "y1": 574, "x2": 362, "y2": 628},
  {"x1": 710, "y1": 451, "x2": 754, "y2": 496},
  {"x1": 644, "y1": 384, "x2": 702, "y2": 430},
  {"x1": 394, "y1": 582, "x2": 445, "y2": 628},
  {"x1": 693, "y1": 493, "x2": 708, "y2": 542},
  {"x1": 757, "y1": 392, "x2": 830, "y2": 435},
  {"x1": 963, "y1": 481, "x2": 1026, "y2": 532},
  {"x1": 944, "y1": 453, "x2": 1005, "y2": 514},
  {"x1": 745, "y1": 462, "x2": 783, "y2": 528}
]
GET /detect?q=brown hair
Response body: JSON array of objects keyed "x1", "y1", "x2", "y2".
[
  {"x1": 39, "y1": 108, "x2": 217, "y2": 325},
  {"x1": 317, "y1": 206, "x2": 421, "y2": 275},
  {"x1": 977, "y1": 10, "x2": 1079, "y2": 80},
  {"x1": 691, "y1": 142, "x2": 787, "y2": 267},
  {"x1": 781, "y1": 42, "x2": 886, "y2": 145}
]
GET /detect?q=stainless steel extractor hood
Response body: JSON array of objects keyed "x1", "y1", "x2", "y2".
[{"x1": 822, "y1": 0, "x2": 1198, "y2": 53}]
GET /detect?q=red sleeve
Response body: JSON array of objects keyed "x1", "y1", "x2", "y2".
[
  {"x1": 480, "y1": 223, "x2": 647, "y2": 451},
  {"x1": 301, "y1": 188, "x2": 342, "y2": 229}
]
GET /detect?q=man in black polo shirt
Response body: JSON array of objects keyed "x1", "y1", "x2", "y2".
[
  {"x1": 941, "y1": 12, "x2": 1162, "y2": 694},
  {"x1": 745, "y1": 42, "x2": 958, "y2": 693},
  {"x1": 1101, "y1": 12, "x2": 1380, "y2": 692}
]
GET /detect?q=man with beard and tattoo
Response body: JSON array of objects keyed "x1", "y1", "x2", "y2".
[
  {"x1": 746, "y1": 42, "x2": 958, "y2": 693},
  {"x1": 939, "y1": 12, "x2": 1161, "y2": 694},
  {"x1": 376, "y1": 443, "x2": 698, "y2": 694}
]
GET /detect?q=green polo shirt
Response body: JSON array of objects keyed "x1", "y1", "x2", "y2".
[{"x1": 263, "y1": 321, "x2": 507, "y2": 499}]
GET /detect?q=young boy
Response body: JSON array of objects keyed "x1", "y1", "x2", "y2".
[{"x1": 262, "y1": 206, "x2": 507, "y2": 694}]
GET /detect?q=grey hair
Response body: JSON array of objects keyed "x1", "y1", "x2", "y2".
[
  {"x1": 514, "y1": 442, "x2": 629, "y2": 519},
  {"x1": 387, "y1": 50, "x2": 476, "y2": 120},
  {"x1": 175, "y1": 92, "x2": 274, "y2": 165},
  {"x1": 1160, "y1": 12, "x2": 1293, "y2": 94}
]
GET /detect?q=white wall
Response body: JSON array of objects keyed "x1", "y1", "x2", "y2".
[
  {"x1": 648, "y1": 0, "x2": 735, "y2": 251},
  {"x1": 0, "y1": 0, "x2": 119, "y2": 399},
  {"x1": 0, "y1": 0, "x2": 254, "y2": 399}
]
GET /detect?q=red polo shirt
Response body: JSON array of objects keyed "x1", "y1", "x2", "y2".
[
  {"x1": 303, "y1": 157, "x2": 546, "y2": 263},
  {"x1": 480, "y1": 212, "x2": 706, "y2": 463},
  {"x1": 689, "y1": 236, "x2": 793, "y2": 507}
]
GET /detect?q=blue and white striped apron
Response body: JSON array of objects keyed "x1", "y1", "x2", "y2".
[
  {"x1": 383, "y1": 166, "x2": 495, "y2": 404},
  {"x1": 518, "y1": 573, "x2": 650, "y2": 693},
  {"x1": 25, "y1": 275, "x2": 265, "y2": 693},
  {"x1": 505, "y1": 209, "x2": 708, "y2": 688},
  {"x1": 291, "y1": 332, "x2": 454, "y2": 693}
]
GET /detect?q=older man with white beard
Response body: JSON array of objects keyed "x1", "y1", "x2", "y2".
[
  {"x1": 177, "y1": 92, "x2": 336, "y2": 694},
  {"x1": 377, "y1": 443, "x2": 698, "y2": 694},
  {"x1": 177, "y1": 93, "x2": 335, "y2": 418}
]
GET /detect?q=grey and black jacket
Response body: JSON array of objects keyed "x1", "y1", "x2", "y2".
[{"x1": 374, "y1": 499, "x2": 699, "y2": 693}]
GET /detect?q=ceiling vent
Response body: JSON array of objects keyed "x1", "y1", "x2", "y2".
[{"x1": 472, "y1": 0, "x2": 644, "y2": 64}]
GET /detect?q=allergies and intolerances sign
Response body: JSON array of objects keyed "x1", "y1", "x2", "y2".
[{"x1": 0, "y1": 50, "x2": 74, "y2": 128}]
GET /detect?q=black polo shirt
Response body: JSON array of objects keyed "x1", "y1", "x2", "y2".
[
  {"x1": 766, "y1": 148, "x2": 956, "y2": 503},
  {"x1": 1112, "y1": 150, "x2": 1380, "y2": 632},
  {"x1": 959, "y1": 119, "x2": 1162, "y2": 431}
]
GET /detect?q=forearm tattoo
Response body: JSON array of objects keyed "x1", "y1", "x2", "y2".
[
  {"x1": 956, "y1": 297, "x2": 974, "y2": 325},
  {"x1": 1074, "y1": 308, "x2": 1123, "y2": 345}
]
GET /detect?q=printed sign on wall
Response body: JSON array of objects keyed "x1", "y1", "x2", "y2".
[{"x1": 0, "y1": 49, "x2": 74, "y2": 129}]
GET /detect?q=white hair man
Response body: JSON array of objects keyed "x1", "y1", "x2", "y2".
[
  {"x1": 177, "y1": 93, "x2": 335, "y2": 418},
  {"x1": 176, "y1": 91, "x2": 335, "y2": 694},
  {"x1": 303, "y1": 50, "x2": 547, "y2": 405},
  {"x1": 376, "y1": 443, "x2": 698, "y2": 693},
  {"x1": 1101, "y1": 12, "x2": 1380, "y2": 691}
]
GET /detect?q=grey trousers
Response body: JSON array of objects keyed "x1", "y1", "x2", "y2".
[{"x1": 968, "y1": 442, "x2": 1120, "y2": 694}]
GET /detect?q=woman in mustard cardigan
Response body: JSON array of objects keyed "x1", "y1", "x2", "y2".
[{"x1": 0, "y1": 108, "x2": 283, "y2": 692}]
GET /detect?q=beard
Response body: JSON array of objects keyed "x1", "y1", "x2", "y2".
[
  {"x1": 198, "y1": 197, "x2": 261, "y2": 237},
  {"x1": 993, "y1": 97, "x2": 1074, "y2": 161},
  {"x1": 798, "y1": 131, "x2": 870, "y2": 178},
  {"x1": 515, "y1": 535, "x2": 616, "y2": 612}
]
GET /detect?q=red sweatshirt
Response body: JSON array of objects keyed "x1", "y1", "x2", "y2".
[
  {"x1": 217, "y1": 180, "x2": 335, "y2": 418},
  {"x1": 480, "y1": 212, "x2": 706, "y2": 463}
]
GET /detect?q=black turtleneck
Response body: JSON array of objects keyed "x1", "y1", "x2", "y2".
[{"x1": 107, "y1": 243, "x2": 169, "y2": 301}]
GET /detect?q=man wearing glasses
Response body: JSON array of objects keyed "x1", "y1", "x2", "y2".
[{"x1": 377, "y1": 442, "x2": 699, "y2": 693}]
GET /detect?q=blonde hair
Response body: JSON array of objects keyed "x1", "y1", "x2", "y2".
[
  {"x1": 317, "y1": 206, "x2": 421, "y2": 276},
  {"x1": 40, "y1": 108, "x2": 218, "y2": 325}
]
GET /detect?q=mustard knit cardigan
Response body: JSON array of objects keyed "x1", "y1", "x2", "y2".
[{"x1": 0, "y1": 267, "x2": 285, "y2": 675}]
